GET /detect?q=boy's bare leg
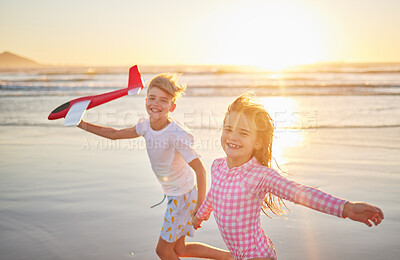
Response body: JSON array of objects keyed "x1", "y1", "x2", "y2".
[
  {"x1": 156, "y1": 237, "x2": 179, "y2": 260},
  {"x1": 156, "y1": 237, "x2": 180, "y2": 260},
  {"x1": 173, "y1": 236, "x2": 233, "y2": 259}
]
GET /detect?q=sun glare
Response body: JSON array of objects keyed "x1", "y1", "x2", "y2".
[
  {"x1": 216, "y1": 2, "x2": 322, "y2": 70},
  {"x1": 260, "y1": 97, "x2": 305, "y2": 165}
]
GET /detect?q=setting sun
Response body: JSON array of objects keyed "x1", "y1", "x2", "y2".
[
  {"x1": 1, "y1": 0, "x2": 399, "y2": 66},
  {"x1": 212, "y1": 1, "x2": 323, "y2": 70}
]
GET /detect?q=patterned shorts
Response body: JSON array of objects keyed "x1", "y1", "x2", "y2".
[{"x1": 160, "y1": 186, "x2": 197, "y2": 243}]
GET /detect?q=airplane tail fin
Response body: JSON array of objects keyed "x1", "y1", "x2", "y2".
[{"x1": 127, "y1": 65, "x2": 144, "y2": 95}]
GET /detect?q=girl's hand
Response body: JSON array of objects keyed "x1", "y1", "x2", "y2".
[
  {"x1": 191, "y1": 215, "x2": 203, "y2": 230},
  {"x1": 343, "y1": 201, "x2": 384, "y2": 227}
]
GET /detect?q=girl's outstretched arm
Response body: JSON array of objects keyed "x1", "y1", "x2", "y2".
[
  {"x1": 77, "y1": 120, "x2": 139, "y2": 140},
  {"x1": 342, "y1": 201, "x2": 384, "y2": 227},
  {"x1": 259, "y1": 167, "x2": 384, "y2": 226},
  {"x1": 260, "y1": 167, "x2": 347, "y2": 218}
]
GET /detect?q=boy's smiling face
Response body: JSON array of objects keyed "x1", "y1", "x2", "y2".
[{"x1": 145, "y1": 87, "x2": 176, "y2": 122}]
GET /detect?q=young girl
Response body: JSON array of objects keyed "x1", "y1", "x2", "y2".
[{"x1": 192, "y1": 93, "x2": 384, "y2": 260}]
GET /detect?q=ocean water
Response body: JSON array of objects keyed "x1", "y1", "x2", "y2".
[
  {"x1": 1, "y1": 63, "x2": 400, "y2": 97},
  {"x1": 1, "y1": 63, "x2": 400, "y2": 130}
]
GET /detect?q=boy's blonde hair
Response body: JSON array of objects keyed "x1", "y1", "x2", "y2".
[
  {"x1": 147, "y1": 73, "x2": 186, "y2": 102},
  {"x1": 224, "y1": 92, "x2": 287, "y2": 217}
]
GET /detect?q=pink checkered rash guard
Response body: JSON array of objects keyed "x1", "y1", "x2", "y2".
[{"x1": 196, "y1": 157, "x2": 347, "y2": 260}]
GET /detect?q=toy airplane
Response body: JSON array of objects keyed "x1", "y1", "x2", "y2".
[{"x1": 48, "y1": 65, "x2": 144, "y2": 126}]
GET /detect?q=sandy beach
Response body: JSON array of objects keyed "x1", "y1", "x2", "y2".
[{"x1": 0, "y1": 95, "x2": 399, "y2": 260}]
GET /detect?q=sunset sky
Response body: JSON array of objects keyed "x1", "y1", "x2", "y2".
[{"x1": 1, "y1": 0, "x2": 400, "y2": 68}]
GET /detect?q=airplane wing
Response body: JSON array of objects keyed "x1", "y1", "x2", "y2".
[{"x1": 64, "y1": 100, "x2": 91, "y2": 126}]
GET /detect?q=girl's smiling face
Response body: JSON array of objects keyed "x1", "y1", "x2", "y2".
[
  {"x1": 145, "y1": 87, "x2": 176, "y2": 122},
  {"x1": 221, "y1": 111, "x2": 261, "y2": 168}
]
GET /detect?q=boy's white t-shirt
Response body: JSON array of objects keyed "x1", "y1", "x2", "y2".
[{"x1": 135, "y1": 117, "x2": 199, "y2": 196}]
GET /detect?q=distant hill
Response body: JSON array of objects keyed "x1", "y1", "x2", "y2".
[{"x1": 0, "y1": 51, "x2": 42, "y2": 68}]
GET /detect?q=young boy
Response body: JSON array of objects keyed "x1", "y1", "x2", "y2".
[{"x1": 77, "y1": 73, "x2": 232, "y2": 260}]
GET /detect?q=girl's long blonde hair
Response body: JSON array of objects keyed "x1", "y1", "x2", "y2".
[{"x1": 224, "y1": 92, "x2": 287, "y2": 217}]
